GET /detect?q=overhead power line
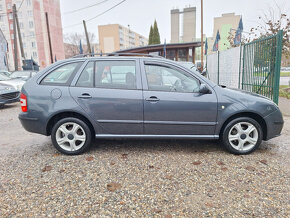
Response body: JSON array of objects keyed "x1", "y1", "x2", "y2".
[
  {"x1": 63, "y1": 0, "x2": 127, "y2": 29},
  {"x1": 63, "y1": 0, "x2": 110, "y2": 15},
  {"x1": 86, "y1": 0, "x2": 126, "y2": 22}
]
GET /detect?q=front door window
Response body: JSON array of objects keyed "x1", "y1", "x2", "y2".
[{"x1": 145, "y1": 64, "x2": 200, "y2": 93}]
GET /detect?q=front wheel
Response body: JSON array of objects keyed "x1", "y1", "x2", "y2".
[
  {"x1": 51, "y1": 117, "x2": 92, "y2": 155},
  {"x1": 222, "y1": 117, "x2": 263, "y2": 155}
]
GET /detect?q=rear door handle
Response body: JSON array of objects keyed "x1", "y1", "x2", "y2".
[
  {"x1": 145, "y1": 96, "x2": 160, "y2": 102},
  {"x1": 78, "y1": 93, "x2": 92, "y2": 99}
]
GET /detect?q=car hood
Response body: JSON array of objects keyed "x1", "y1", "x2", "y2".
[
  {"x1": 0, "y1": 79, "x2": 25, "y2": 90},
  {"x1": 0, "y1": 79, "x2": 25, "y2": 86},
  {"x1": 225, "y1": 87, "x2": 273, "y2": 101},
  {"x1": 0, "y1": 84, "x2": 17, "y2": 94}
]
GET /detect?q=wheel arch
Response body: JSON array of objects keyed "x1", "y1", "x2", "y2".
[
  {"x1": 219, "y1": 112, "x2": 267, "y2": 140},
  {"x1": 46, "y1": 111, "x2": 95, "y2": 137}
]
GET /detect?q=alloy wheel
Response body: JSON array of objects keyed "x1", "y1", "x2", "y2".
[
  {"x1": 55, "y1": 122, "x2": 86, "y2": 152},
  {"x1": 228, "y1": 122, "x2": 258, "y2": 152}
]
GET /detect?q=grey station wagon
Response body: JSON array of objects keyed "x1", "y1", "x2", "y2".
[{"x1": 19, "y1": 54, "x2": 284, "y2": 155}]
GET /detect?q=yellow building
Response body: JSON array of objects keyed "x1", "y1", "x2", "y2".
[
  {"x1": 98, "y1": 24, "x2": 148, "y2": 53},
  {"x1": 212, "y1": 13, "x2": 241, "y2": 53}
]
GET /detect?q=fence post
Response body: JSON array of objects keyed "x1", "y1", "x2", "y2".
[
  {"x1": 273, "y1": 30, "x2": 283, "y2": 105},
  {"x1": 217, "y1": 51, "x2": 220, "y2": 85},
  {"x1": 238, "y1": 46, "x2": 242, "y2": 89},
  {"x1": 241, "y1": 45, "x2": 246, "y2": 89}
]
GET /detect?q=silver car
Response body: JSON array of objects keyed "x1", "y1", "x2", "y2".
[{"x1": 0, "y1": 73, "x2": 25, "y2": 91}]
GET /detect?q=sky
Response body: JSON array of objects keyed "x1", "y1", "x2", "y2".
[{"x1": 60, "y1": 0, "x2": 290, "y2": 43}]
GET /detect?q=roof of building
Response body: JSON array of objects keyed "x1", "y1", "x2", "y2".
[{"x1": 115, "y1": 41, "x2": 201, "y2": 53}]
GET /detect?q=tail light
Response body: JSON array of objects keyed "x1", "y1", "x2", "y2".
[{"x1": 20, "y1": 93, "x2": 27, "y2": 112}]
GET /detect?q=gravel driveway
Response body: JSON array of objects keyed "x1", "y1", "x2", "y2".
[{"x1": 0, "y1": 103, "x2": 289, "y2": 217}]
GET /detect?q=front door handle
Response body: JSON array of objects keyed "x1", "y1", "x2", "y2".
[
  {"x1": 78, "y1": 93, "x2": 92, "y2": 99},
  {"x1": 145, "y1": 96, "x2": 160, "y2": 102}
]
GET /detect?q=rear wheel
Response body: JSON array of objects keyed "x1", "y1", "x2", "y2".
[
  {"x1": 51, "y1": 117, "x2": 92, "y2": 155},
  {"x1": 222, "y1": 117, "x2": 263, "y2": 154}
]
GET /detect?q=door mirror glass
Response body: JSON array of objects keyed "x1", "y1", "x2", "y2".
[{"x1": 199, "y1": 84, "x2": 210, "y2": 94}]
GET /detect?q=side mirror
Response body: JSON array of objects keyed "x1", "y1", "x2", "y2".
[
  {"x1": 201, "y1": 69, "x2": 207, "y2": 77},
  {"x1": 199, "y1": 84, "x2": 210, "y2": 94}
]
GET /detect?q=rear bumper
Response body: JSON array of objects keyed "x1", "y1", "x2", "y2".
[
  {"x1": 264, "y1": 109, "x2": 284, "y2": 140},
  {"x1": 19, "y1": 113, "x2": 47, "y2": 135}
]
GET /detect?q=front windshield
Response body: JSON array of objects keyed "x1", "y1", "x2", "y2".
[{"x1": 0, "y1": 74, "x2": 11, "y2": 81}]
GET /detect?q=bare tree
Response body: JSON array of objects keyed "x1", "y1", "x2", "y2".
[
  {"x1": 64, "y1": 32, "x2": 96, "y2": 58},
  {"x1": 228, "y1": 2, "x2": 289, "y2": 59}
]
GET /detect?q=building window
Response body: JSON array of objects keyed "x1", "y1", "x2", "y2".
[
  {"x1": 27, "y1": 10, "x2": 33, "y2": 17},
  {"x1": 22, "y1": 32, "x2": 25, "y2": 38},
  {"x1": 10, "y1": 23, "x2": 13, "y2": 30},
  {"x1": 29, "y1": 31, "x2": 34, "y2": 37},
  {"x1": 7, "y1": 3, "x2": 11, "y2": 9},
  {"x1": 9, "y1": 13, "x2": 13, "y2": 20},
  {"x1": 19, "y1": 22, "x2": 24, "y2": 29},
  {"x1": 31, "y1": 41, "x2": 36, "y2": 48},
  {"x1": 29, "y1": 21, "x2": 33, "y2": 28},
  {"x1": 23, "y1": 43, "x2": 26, "y2": 48},
  {"x1": 0, "y1": 15, "x2": 3, "y2": 21},
  {"x1": 0, "y1": 5, "x2": 2, "y2": 11},
  {"x1": 33, "y1": 51, "x2": 37, "y2": 57},
  {"x1": 11, "y1": 34, "x2": 14, "y2": 39},
  {"x1": 26, "y1": 0, "x2": 31, "y2": 6}
]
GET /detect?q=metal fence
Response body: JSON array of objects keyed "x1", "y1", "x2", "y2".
[{"x1": 207, "y1": 30, "x2": 283, "y2": 104}]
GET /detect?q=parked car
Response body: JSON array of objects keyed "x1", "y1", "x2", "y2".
[
  {"x1": 0, "y1": 70, "x2": 12, "y2": 77},
  {"x1": 0, "y1": 83, "x2": 20, "y2": 108},
  {"x1": 178, "y1": 61, "x2": 207, "y2": 77},
  {"x1": 9, "y1": 70, "x2": 37, "y2": 81},
  {"x1": 0, "y1": 73, "x2": 25, "y2": 91},
  {"x1": 19, "y1": 54, "x2": 284, "y2": 155}
]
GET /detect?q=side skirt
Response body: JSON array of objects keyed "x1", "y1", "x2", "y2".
[{"x1": 95, "y1": 134, "x2": 219, "y2": 139}]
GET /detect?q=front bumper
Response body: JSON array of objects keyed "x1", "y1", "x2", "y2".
[
  {"x1": 264, "y1": 108, "x2": 284, "y2": 140},
  {"x1": 0, "y1": 96, "x2": 19, "y2": 105}
]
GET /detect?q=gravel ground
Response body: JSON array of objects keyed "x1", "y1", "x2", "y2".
[{"x1": 0, "y1": 103, "x2": 289, "y2": 217}]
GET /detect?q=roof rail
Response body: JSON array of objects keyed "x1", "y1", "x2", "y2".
[{"x1": 72, "y1": 52, "x2": 164, "y2": 59}]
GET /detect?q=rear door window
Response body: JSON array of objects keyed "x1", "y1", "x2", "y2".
[{"x1": 94, "y1": 60, "x2": 137, "y2": 90}]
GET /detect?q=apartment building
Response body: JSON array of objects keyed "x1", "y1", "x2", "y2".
[
  {"x1": 212, "y1": 13, "x2": 241, "y2": 52},
  {"x1": 171, "y1": 7, "x2": 196, "y2": 43},
  {"x1": 98, "y1": 24, "x2": 148, "y2": 53},
  {"x1": 0, "y1": 0, "x2": 65, "y2": 70}
]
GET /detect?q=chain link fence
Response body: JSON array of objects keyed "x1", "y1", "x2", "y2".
[
  {"x1": 206, "y1": 31, "x2": 283, "y2": 104},
  {"x1": 207, "y1": 46, "x2": 242, "y2": 88}
]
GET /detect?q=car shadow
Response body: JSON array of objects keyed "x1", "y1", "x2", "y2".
[
  {"x1": 89, "y1": 139, "x2": 224, "y2": 154},
  {"x1": 0, "y1": 103, "x2": 19, "y2": 110}
]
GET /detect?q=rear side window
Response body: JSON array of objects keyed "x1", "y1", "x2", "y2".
[
  {"x1": 41, "y1": 62, "x2": 83, "y2": 85},
  {"x1": 95, "y1": 60, "x2": 136, "y2": 89}
]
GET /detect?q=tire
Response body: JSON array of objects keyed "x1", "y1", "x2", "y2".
[
  {"x1": 51, "y1": 117, "x2": 92, "y2": 155},
  {"x1": 221, "y1": 117, "x2": 263, "y2": 155}
]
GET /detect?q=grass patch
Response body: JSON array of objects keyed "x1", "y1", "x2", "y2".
[
  {"x1": 280, "y1": 72, "x2": 290, "y2": 77},
  {"x1": 252, "y1": 72, "x2": 290, "y2": 77},
  {"x1": 279, "y1": 85, "x2": 290, "y2": 99}
]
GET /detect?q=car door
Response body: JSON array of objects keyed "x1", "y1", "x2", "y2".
[
  {"x1": 141, "y1": 60, "x2": 218, "y2": 136},
  {"x1": 70, "y1": 59, "x2": 143, "y2": 135}
]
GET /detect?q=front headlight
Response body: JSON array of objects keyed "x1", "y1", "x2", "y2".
[{"x1": 16, "y1": 85, "x2": 22, "y2": 91}]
